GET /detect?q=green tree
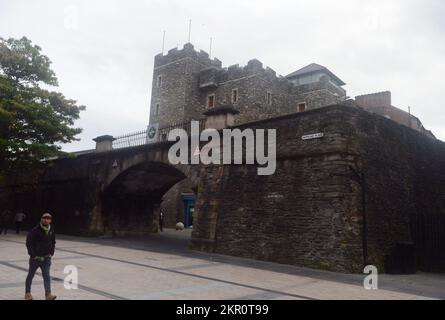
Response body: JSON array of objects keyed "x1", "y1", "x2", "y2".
[{"x1": 0, "y1": 36, "x2": 85, "y2": 179}]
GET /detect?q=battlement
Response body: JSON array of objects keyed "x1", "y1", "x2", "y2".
[
  {"x1": 198, "y1": 58, "x2": 288, "y2": 89},
  {"x1": 154, "y1": 43, "x2": 222, "y2": 68},
  {"x1": 223, "y1": 59, "x2": 281, "y2": 81}
]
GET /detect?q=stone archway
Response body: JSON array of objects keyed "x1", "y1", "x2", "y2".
[{"x1": 100, "y1": 161, "x2": 187, "y2": 235}]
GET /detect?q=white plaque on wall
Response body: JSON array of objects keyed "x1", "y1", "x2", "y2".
[{"x1": 301, "y1": 133, "x2": 324, "y2": 140}]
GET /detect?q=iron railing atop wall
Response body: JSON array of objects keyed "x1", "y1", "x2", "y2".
[{"x1": 112, "y1": 119, "x2": 206, "y2": 149}]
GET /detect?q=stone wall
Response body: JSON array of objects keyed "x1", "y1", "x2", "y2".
[
  {"x1": 0, "y1": 142, "x2": 196, "y2": 236},
  {"x1": 352, "y1": 110, "x2": 445, "y2": 270},
  {"x1": 3, "y1": 103, "x2": 444, "y2": 273},
  {"x1": 0, "y1": 156, "x2": 93, "y2": 234},
  {"x1": 192, "y1": 106, "x2": 365, "y2": 272},
  {"x1": 191, "y1": 105, "x2": 445, "y2": 273}
]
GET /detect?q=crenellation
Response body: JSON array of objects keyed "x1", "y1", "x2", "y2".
[
  {"x1": 150, "y1": 43, "x2": 353, "y2": 128},
  {"x1": 154, "y1": 43, "x2": 222, "y2": 69},
  {"x1": 198, "y1": 49, "x2": 209, "y2": 59},
  {"x1": 211, "y1": 58, "x2": 222, "y2": 68},
  {"x1": 265, "y1": 66, "x2": 276, "y2": 77},
  {"x1": 246, "y1": 59, "x2": 263, "y2": 72},
  {"x1": 149, "y1": 43, "x2": 430, "y2": 140}
]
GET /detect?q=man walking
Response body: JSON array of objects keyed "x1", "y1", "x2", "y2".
[
  {"x1": 0, "y1": 209, "x2": 10, "y2": 235},
  {"x1": 15, "y1": 211, "x2": 26, "y2": 234},
  {"x1": 25, "y1": 213, "x2": 56, "y2": 300}
]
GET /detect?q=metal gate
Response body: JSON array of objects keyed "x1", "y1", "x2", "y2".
[{"x1": 410, "y1": 212, "x2": 445, "y2": 272}]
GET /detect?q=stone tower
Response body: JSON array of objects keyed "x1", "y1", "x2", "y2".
[{"x1": 149, "y1": 43, "x2": 222, "y2": 128}]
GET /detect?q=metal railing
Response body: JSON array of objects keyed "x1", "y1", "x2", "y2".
[{"x1": 112, "y1": 119, "x2": 206, "y2": 149}]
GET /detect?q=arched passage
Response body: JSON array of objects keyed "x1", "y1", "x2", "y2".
[{"x1": 101, "y1": 161, "x2": 187, "y2": 235}]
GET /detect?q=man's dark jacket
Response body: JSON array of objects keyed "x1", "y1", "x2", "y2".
[{"x1": 26, "y1": 225, "x2": 56, "y2": 258}]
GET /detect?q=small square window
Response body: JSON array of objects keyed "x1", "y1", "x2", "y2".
[
  {"x1": 232, "y1": 89, "x2": 238, "y2": 104},
  {"x1": 207, "y1": 94, "x2": 215, "y2": 108},
  {"x1": 157, "y1": 75, "x2": 162, "y2": 88},
  {"x1": 298, "y1": 102, "x2": 307, "y2": 112}
]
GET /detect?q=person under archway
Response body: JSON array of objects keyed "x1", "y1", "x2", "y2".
[{"x1": 159, "y1": 207, "x2": 165, "y2": 232}]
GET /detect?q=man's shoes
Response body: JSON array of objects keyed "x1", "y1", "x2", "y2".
[
  {"x1": 24, "y1": 292, "x2": 33, "y2": 300},
  {"x1": 45, "y1": 293, "x2": 57, "y2": 300}
]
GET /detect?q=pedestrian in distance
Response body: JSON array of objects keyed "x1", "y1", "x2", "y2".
[
  {"x1": 0, "y1": 209, "x2": 11, "y2": 235},
  {"x1": 159, "y1": 207, "x2": 165, "y2": 232},
  {"x1": 14, "y1": 211, "x2": 26, "y2": 234}
]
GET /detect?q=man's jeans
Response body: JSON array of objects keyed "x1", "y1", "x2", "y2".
[{"x1": 25, "y1": 257, "x2": 51, "y2": 294}]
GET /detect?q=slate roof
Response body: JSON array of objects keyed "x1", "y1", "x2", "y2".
[{"x1": 286, "y1": 63, "x2": 346, "y2": 86}]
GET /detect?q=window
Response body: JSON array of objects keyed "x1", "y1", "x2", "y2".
[
  {"x1": 298, "y1": 102, "x2": 307, "y2": 112},
  {"x1": 207, "y1": 94, "x2": 215, "y2": 108},
  {"x1": 155, "y1": 103, "x2": 160, "y2": 115},
  {"x1": 267, "y1": 92, "x2": 272, "y2": 105},
  {"x1": 232, "y1": 88, "x2": 238, "y2": 104},
  {"x1": 157, "y1": 75, "x2": 162, "y2": 88}
]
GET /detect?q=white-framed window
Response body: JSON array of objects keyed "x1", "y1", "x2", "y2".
[
  {"x1": 298, "y1": 102, "x2": 307, "y2": 112},
  {"x1": 156, "y1": 75, "x2": 162, "y2": 88},
  {"x1": 232, "y1": 88, "x2": 239, "y2": 104},
  {"x1": 267, "y1": 91, "x2": 272, "y2": 105},
  {"x1": 207, "y1": 94, "x2": 215, "y2": 108}
]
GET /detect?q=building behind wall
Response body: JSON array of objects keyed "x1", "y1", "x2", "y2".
[
  {"x1": 149, "y1": 42, "x2": 434, "y2": 138},
  {"x1": 149, "y1": 43, "x2": 350, "y2": 226},
  {"x1": 148, "y1": 43, "x2": 435, "y2": 228},
  {"x1": 149, "y1": 43, "x2": 347, "y2": 129},
  {"x1": 355, "y1": 91, "x2": 435, "y2": 139}
]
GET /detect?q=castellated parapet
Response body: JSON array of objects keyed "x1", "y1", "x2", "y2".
[
  {"x1": 200, "y1": 59, "x2": 284, "y2": 87},
  {"x1": 149, "y1": 43, "x2": 347, "y2": 127},
  {"x1": 154, "y1": 43, "x2": 222, "y2": 69}
]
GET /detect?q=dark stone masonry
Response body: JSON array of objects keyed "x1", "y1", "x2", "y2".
[
  {"x1": 191, "y1": 105, "x2": 445, "y2": 273},
  {"x1": 149, "y1": 43, "x2": 346, "y2": 128},
  {"x1": 1, "y1": 105, "x2": 444, "y2": 273}
]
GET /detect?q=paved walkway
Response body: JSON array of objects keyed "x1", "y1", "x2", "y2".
[{"x1": 0, "y1": 229, "x2": 444, "y2": 300}]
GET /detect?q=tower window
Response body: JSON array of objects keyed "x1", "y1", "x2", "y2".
[
  {"x1": 155, "y1": 103, "x2": 160, "y2": 115},
  {"x1": 232, "y1": 88, "x2": 238, "y2": 104},
  {"x1": 207, "y1": 94, "x2": 215, "y2": 108},
  {"x1": 267, "y1": 92, "x2": 272, "y2": 105},
  {"x1": 157, "y1": 75, "x2": 162, "y2": 88},
  {"x1": 298, "y1": 102, "x2": 307, "y2": 112}
]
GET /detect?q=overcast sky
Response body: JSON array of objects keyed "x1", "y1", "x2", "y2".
[{"x1": 1, "y1": 0, "x2": 444, "y2": 151}]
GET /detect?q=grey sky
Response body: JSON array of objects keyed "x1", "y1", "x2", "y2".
[{"x1": 1, "y1": 0, "x2": 444, "y2": 151}]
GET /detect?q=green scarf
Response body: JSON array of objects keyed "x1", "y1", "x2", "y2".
[{"x1": 40, "y1": 223, "x2": 51, "y2": 235}]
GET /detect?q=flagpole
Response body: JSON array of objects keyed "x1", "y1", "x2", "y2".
[
  {"x1": 161, "y1": 30, "x2": 166, "y2": 54},
  {"x1": 188, "y1": 19, "x2": 192, "y2": 43}
]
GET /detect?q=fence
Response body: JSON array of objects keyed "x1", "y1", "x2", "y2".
[{"x1": 112, "y1": 119, "x2": 206, "y2": 149}]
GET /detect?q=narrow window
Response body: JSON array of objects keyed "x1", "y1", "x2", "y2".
[
  {"x1": 207, "y1": 94, "x2": 215, "y2": 108},
  {"x1": 232, "y1": 88, "x2": 238, "y2": 104},
  {"x1": 267, "y1": 92, "x2": 272, "y2": 105},
  {"x1": 157, "y1": 75, "x2": 162, "y2": 88},
  {"x1": 155, "y1": 103, "x2": 160, "y2": 115},
  {"x1": 298, "y1": 102, "x2": 307, "y2": 112}
]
